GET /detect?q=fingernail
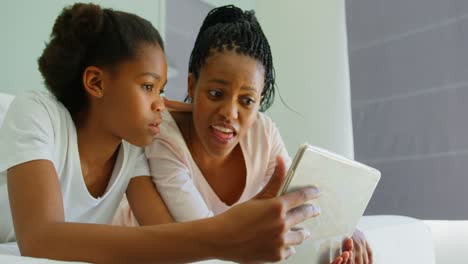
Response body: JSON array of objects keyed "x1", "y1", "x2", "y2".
[
  {"x1": 285, "y1": 246, "x2": 296, "y2": 260},
  {"x1": 290, "y1": 247, "x2": 296, "y2": 255},
  {"x1": 305, "y1": 186, "x2": 320, "y2": 197},
  {"x1": 311, "y1": 205, "x2": 321, "y2": 215},
  {"x1": 303, "y1": 229, "x2": 311, "y2": 240}
]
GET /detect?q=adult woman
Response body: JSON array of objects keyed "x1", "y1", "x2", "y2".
[{"x1": 116, "y1": 5, "x2": 367, "y2": 264}]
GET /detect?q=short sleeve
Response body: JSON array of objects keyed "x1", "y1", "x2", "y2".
[
  {"x1": 0, "y1": 94, "x2": 55, "y2": 173},
  {"x1": 146, "y1": 140, "x2": 213, "y2": 222},
  {"x1": 131, "y1": 147, "x2": 150, "y2": 178},
  {"x1": 265, "y1": 117, "x2": 292, "y2": 183}
]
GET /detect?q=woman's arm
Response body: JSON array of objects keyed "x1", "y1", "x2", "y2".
[
  {"x1": 145, "y1": 140, "x2": 214, "y2": 222},
  {"x1": 8, "y1": 158, "x2": 320, "y2": 263}
]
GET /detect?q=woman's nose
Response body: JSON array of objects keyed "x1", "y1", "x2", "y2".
[{"x1": 220, "y1": 100, "x2": 238, "y2": 120}]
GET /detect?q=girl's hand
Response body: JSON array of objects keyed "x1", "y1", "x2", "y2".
[{"x1": 214, "y1": 157, "x2": 321, "y2": 263}]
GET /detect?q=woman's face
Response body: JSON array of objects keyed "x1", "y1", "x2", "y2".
[
  {"x1": 99, "y1": 44, "x2": 167, "y2": 147},
  {"x1": 188, "y1": 50, "x2": 265, "y2": 158}
]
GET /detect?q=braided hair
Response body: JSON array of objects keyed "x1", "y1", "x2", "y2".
[
  {"x1": 188, "y1": 5, "x2": 275, "y2": 112},
  {"x1": 38, "y1": 3, "x2": 164, "y2": 117}
]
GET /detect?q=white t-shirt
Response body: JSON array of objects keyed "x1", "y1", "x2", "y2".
[
  {"x1": 146, "y1": 110, "x2": 291, "y2": 222},
  {"x1": 0, "y1": 91, "x2": 150, "y2": 243}
]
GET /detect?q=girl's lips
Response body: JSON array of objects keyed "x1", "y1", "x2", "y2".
[
  {"x1": 149, "y1": 124, "x2": 160, "y2": 135},
  {"x1": 210, "y1": 126, "x2": 235, "y2": 144}
]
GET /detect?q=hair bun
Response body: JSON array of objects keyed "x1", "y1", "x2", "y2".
[
  {"x1": 199, "y1": 5, "x2": 254, "y2": 33},
  {"x1": 52, "y1": 3, "x2": 104, "y2": 44}
]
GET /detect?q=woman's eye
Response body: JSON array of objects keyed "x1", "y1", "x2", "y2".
[
  {"x1": 142, "y1": 83, "x2": 154, "y2": 92},
  {"x1": 208, "y1": 90, "x2": 222, "y2": 98},
  {"x1": 242, "y1": 97, "x2": 255, "y2": 106}
]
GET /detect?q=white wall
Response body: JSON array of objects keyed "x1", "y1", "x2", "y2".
[
  {"x1": 1, "y1": 0, "x2": 354, "y2": 158},
  {"x1": 255, "y1": 0, "x2": 354, "y2": 158},
  {"x1": 200, "y1": 0, "x2": 256, "y2": 11},
  {"x1": 0, "y1": 0, "x2": 165, "y2": 96}
]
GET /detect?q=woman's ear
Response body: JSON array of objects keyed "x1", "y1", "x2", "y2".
[
  {"x1": 83, "y1": 66, "x2": 104, "y2": 98},
  {"x1": 187, "y1": 73, "x2": 195, "y2": 100}
]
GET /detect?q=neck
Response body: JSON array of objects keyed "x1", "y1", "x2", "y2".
[{"x1": 75, "y1": 110, "x2": 121, "y2": 171}]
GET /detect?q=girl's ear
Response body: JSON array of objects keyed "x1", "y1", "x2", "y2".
[
  {"x1": 82, "y1": 66, "x2": 105, "y2": 98},
  {"x1": 187, "y1": 73, "x2": 196, "y2": 100}
]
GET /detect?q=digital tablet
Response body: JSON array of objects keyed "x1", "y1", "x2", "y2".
[{"x1": 278, "y1": 143, "x2": 381, "y2": 240}]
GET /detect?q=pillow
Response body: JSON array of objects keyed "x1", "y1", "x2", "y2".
[{"x1": 0, "y1": 92, "x2": 15, "y2": 126}]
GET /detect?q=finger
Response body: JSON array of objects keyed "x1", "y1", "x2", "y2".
[
  {"x1": 355, "y1": 253, "x2": 363, "y2": 264},
  {"x1": 163, "y1": 97, "x2": 193, "y2": 112},
  {"x1": 281, "y1": 186, "x2": 320, "y2": 210},
  {"x1": 362, "y1": 245, "x2": 369, "y2": 264},
  {"x1": 341, "y1": 251, "x2": 350, "y2": 263},
  {"x1": 283, "y1": 246, "x2": 296, "y2": 260},
  {"x1": 353, "y1": 236, "x2": 362, "y2": 254},
  {"x1": 255, "y1": 156, "x2": 286, "y2": 199},
  {"x1": 342, "y1": 237, "x2": 353, "y2": 252},
  {"x1": 331, "y1": 256, "x2": 343, "y2": 264},
  {"x1": 285, "y1": 203, "x2": 320, "y2": 227},
  {"x1": 347, "y1": 251, "x2": 354, "y2": 264},
  {"x1": 284, "y1": 228, "x2": 311, "y2": 246},
  {"x1": 354, "y1": 238, "x2": 364, "y2": 264},
  {"x1": 366, "y1": 242, "x2": 373, "y2": 264}
]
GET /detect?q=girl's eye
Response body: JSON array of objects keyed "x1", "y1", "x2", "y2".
[
  {"x1": 208, "y1": 90, "x2": 223, "y2": 98},
  {"x1": 142, "y1": 83, "x2": 154, "y2": 92}
]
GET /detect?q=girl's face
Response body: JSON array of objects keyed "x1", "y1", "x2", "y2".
[
  {"x1": 99, "y1": 44, "x2": 167, "y2": 147},
  {"x1": 188, "y1": 50, "x2": 265, "y2": 158}
]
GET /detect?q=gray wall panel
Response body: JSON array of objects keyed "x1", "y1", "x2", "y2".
[
  {"x1": 347, "y1": 0, "x2": 468, "y2": 219},
  {"x1": 348, "y1": 0, "x2": 468, "y2": 50},
  {"x1": 351, "y1": 17, "x2": 468, "y2": 104}
]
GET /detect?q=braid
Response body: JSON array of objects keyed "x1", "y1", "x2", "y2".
[{"x1": 188, "y1": 5, "x2": 275, "y2": 112}]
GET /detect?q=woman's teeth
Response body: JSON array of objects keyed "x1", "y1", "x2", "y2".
[{"x1": 212, "y1": 125, "x2": 234, "y2": 133}]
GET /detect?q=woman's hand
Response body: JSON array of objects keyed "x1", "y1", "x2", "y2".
[
  {"x1": 163, "y1": 97, "x2": 192, "y2": 112},
  {"x1": 213, "y1": 157, "x2": 321, "y2": 263},
  {"x1": 342, "y1": 229, "x2": 373, "y2": 264},
  {"x1": 331, "y1": 250, "x2": 352, "y2": 264}
]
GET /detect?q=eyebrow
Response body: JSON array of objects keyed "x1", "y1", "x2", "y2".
[
  {"x1": 208, "y1": 79, "x2": 258, "y2": 93},
  {"x1": 241, "y1": 86, "x2": 258, "y2": 93},
  {"x1": 136, "y1": 72, "x2": 161, "y2": 80}
]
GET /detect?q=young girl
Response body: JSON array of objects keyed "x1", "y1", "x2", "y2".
[
  {"x1": 115, "y1": 5, "x2": 365, "y2": 264},
  {"x1": 0, "y1": 3, "x2": 323, "y2": 263}
]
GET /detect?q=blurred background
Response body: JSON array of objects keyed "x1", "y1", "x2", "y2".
[{"x1": 1, "y1": 0, "x2": 467, "y2": 220}]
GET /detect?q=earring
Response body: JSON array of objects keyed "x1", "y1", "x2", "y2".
[{"x1": 97, "y1": 91, "x2": 102, "y2": 97}]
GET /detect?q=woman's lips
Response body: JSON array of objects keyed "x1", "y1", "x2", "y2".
[{"x1": 210, "y1": 125, "x2": 235, "y2": 144}]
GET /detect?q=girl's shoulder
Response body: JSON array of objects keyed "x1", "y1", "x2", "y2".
[{"x1": 8, "y1": 90, "x2": 69, "y2": 121}]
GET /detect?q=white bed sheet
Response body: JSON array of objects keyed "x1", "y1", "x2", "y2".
[{"x1": 0, "y1": 254, "x2": 89, "y2": 264}]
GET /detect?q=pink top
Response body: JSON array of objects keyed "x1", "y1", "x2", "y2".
[{"x1": 146, "y1": 110, "x2": 291, "y2": 222}]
